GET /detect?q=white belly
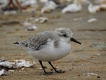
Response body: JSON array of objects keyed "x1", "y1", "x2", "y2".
[{"x1": 27, "y1": 41, "x2": 71, "y2": 61}]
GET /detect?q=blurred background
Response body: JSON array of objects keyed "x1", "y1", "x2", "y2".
[{"x1": 0, "y1": 0, "x2": 106, "y2": 80}]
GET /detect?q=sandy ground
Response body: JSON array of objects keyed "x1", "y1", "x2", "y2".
[{"x1": 0, "y1": 4, "x2": 106, "y2": 80}]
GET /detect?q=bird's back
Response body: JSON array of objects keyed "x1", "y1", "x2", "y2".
[{"x1": 24, "y1": 31, "x2": 59, "y2": 50}]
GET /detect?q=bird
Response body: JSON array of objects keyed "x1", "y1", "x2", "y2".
[
  {"x1": 61, "y1": 0, "x2": 91, "y2": 13},
  {"x1": 41, "y1": 0, "x2": 58, "y2": 13},
  {"x1": 62, "y1": 3, "x2": 82, "y2": 13},
  {"x1": 13, "y1": 28, "x2": 81, "y2": 75},
  {"x1": 99, "y1": 3, "x2": 106, "y2": 11},
  {"x1": 88, "y1": 3, "x2": 101, "y2": 13},
  {"x1": 88, "y1": 5, "x2": 106, "y2": 13},
  {"x1": 88, "y1": 0, "x2": 106, "y2": 13}
]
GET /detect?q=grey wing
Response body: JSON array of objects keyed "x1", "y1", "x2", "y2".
[
  {"x1": 26, "y1": 31, "x2": 59, "y2": 50},
  {"x1": 54, "y1": 40, "x2": 59, "y2": 48}
]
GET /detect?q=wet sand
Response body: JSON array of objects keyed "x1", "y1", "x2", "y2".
[{"x1": 0, "y1": 6, "x2": 106, "y2": 80}]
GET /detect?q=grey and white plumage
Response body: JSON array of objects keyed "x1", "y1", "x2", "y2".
[
  {"x1": 14, "y1": 28, "x2": 81, "y2": 74},
  {"x1": 20, "y1": 31, "x2": 60, "y2": 50}
]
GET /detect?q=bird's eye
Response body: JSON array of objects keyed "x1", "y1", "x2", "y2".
[
  {"x1": 63, "y1": 34, "x2": 67, "y2": 37},
  {"x1": 25, "y1": 44, "x2": 28, "y2": 47}
]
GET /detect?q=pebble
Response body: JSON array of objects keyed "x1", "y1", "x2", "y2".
[{"x1": 88, "y1": 18, "x2": 97, "y2": 23}]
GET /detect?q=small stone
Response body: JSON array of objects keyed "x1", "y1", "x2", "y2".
[
  {"x1": 21, "y1": 68, "x2": 24, "y2": 70},
  {"x1": 97, "y1": 75, "x2": 100, "y2": 78},
  {"x1": 69, "y1": 69, "x2": 71, "y2": 71},
  {"x1": 77, "y1": 74, "x2": 80, "y2": 76},
  {"x1": 8, "y1": 70, "x2": 14, "y2": 72},
  {"x1": 27, "y1": 25, "x2": 37, "y2": 31},
  {"x1": 97, "y1": 54, "x2": 100, "y2": 56},
  {"x1": 88, "y1": 18, "x2": 97, "y2": 23},
  {"x1": 43, "y1": 66, "x2": 47, "y2": 69},
  {"x1": 50, "y1": 68, "x2": 53, "y2": 71}
]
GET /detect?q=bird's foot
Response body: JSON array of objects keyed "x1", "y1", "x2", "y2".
[{"x1": 43, "y1": 72, "x2": 54, "y2": 75}]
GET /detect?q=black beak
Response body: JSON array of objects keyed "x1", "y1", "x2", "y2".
[
  {"x1": 71, "y1": 38, "x2": 81, "y2": 44},
  {"x1": 13, "y1": 42, "x2": 19, "y2": 44}
]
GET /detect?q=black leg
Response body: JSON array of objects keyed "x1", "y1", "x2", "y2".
[
  {"x1": 39, "y1": 60, "x2": 53, "y2": 75},
  {"x1": 48, "y1": 62, "x2": 65, "y2": 73}
]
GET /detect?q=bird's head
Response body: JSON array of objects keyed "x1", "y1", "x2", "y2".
[{"x1": 56, "y1": 28, "x2": 81, "y2": 44}]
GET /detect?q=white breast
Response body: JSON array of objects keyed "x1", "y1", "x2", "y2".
[{"x1": 27, "y1": 40, "x2": 71, "y2": 61}]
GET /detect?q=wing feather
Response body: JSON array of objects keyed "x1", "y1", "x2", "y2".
[{"x1": 25, "y1": 31, "x2": 59, "y2": 50}]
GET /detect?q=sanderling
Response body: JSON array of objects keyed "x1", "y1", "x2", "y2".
[{"x1": 14, "y1": 28, "x2": 81, "y2": 74}]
